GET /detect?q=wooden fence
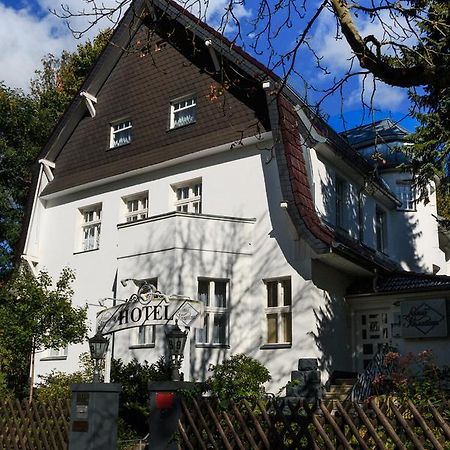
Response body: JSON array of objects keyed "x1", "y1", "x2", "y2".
[
  {"x1": 0, "y1": 398, "x2": 70, "y2": 450},
  {"x1": 1, "y1": 396, "x2": 449, "y2": 449},
  {"x1": 178, "y1": 397, "x2": 450, "y2": 450}
]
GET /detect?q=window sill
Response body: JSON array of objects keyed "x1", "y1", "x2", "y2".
[
  {"x1": 73, "y1": 248, "x2": 100, "y2": 255},
  {"x1": 40, "y1": 356, "x2": 67, "y2": 361},
  {"x1": 107, "y1": 142, "x2": 131, "y2": 151},
  {"x1": 129, "y1": 344, "x2": 155, "y2": 349},
  {"x1": 260, "y1": 343, "x2": 292, "y2": 350},
  {"x1": 167, "y1": 121, "x2": 196, "y2": 132},
  {"x1": 195, "y1": 344, "x2": 230, "y2": 349}
]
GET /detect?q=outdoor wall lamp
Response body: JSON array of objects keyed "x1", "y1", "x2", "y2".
[
  {"x1": 165, "y1": 321, "x2": 188, "y2": 381},
  {"x1": 88, "y1": 331, "x2": 109, "y2": 383}
]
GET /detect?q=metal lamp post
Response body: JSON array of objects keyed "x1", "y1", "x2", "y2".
[
  {"x1": 88, "y1": 331, "x2": 109, "y2": 383},
  {"x1": 165, "y1": 321, "x2": 188, "y2": 381}
]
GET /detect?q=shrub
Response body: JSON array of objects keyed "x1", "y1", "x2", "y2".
[
  {"x1": 372, "y1": 349, "x2": 449, "y2": 413},
  {"x1": 111, "y1": 357, "x2": 172, "y2": 437},
  {"x1": 35, "y1": 353, "x2": 93, "y2": 402},
  {"x1": 207, "y1": 354, "x2": 271, "y2": 405}
]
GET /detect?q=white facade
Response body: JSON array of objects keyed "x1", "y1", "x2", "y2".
[{"x1": 21, "y1": 2, "x2": 450, "y2": 392}]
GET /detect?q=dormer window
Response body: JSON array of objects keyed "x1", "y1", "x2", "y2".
[
  {"x1": 170, "y1": 96, "x2": 196, "y2": 129},
  {"x1": 110, "y1": 120, "x2": 132, "y2": 148}
]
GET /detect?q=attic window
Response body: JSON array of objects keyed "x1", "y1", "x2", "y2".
[
  {"x1": 110, "y1": 120, "x2": 132, "y2": 148},
  {"x1": 170, "y1": 96, "x2": 196, "y2": 129}
]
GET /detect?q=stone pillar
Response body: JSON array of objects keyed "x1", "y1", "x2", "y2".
[
  {"x1": 148, "y1": 381, "x2": 199, "y2": 450},
  {"x1": 286, "y1": 358, "x2": 322, "y2": 402},
  {"x1": 69, "y1": 383, "x2": 121, "y2": 450}
]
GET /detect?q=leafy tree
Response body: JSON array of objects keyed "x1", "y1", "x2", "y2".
[
  {"x1": 207, "y1": 354, "x2": 271, "y2": 405},
  {"x1": 111, "y1": 357, "x2": 173, "y2": 437},
  {"x1": 0, "y1": 31, "x2": 110, "y2": 280},
  {"x1": 0, "y1": 267, "x2": 88, "y2": 399}
]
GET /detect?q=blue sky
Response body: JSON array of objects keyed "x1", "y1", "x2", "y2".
[{"x1": 0, "y1": 0, "x2": 417, "y2": 133}]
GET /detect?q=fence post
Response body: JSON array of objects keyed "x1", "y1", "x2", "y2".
[
  {"x1": 68, "y1": 383, "x2": 121, "y2": 450},
  {"x1": 148, "y1": 381, "x2": 199, "y2": 450}
]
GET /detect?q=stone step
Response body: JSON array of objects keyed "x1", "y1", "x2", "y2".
[{"x1": 333, "y1": 378, "x2": 357, "y2": 386}]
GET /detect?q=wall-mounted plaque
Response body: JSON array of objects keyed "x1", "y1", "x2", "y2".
[{"x1": 401, "y1": 299, "x2": 447, "y2": 338}]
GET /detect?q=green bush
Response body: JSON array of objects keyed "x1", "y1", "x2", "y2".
[
  {"x1": 35, "y1": 352, "x2": 93, "y2": 402},
  {"x1": 207, "y1": 354, "x2": 271, "y2": 405},
  {"x1": 111, "y1": 357, "x2": 172, "y2": 437}
]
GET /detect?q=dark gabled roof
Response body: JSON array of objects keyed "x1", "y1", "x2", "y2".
[
  {"x1": 347, "y1": 271, "x2": 450, "y2": 296},
  {"x1": 19, "y1": 0, "x2": 398, "y2": 273},
  {"x1": 341, "y1": 119, "x2": 409, "y2": 150}
]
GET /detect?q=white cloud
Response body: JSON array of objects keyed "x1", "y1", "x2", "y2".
[
  {"x1": 0, "y1": 3, "x2": 75, "y2": 91},
  {"x1": 0, "y1": 0, "x2": 251, "y2": 92},
  {"x1": 346, "y1": 75, "x2": 407, "y2": 111}
]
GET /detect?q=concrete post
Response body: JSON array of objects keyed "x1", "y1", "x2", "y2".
[
  {"x1": 69, "y1": 383, "x2": 121, "y2": 450},
  {"x1": 148, "y1": 381, "x2": 199, "y2": 450}
]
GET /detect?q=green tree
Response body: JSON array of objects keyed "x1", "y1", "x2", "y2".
[
  {"x1": 0, "y1": 267, "x2": 88, "y2": 399},
  {"x1": 0, "y1": 31, "x2": 111, "y2": 280}
]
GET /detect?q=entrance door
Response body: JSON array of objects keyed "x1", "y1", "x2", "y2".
[{"x1": 355, "y1": 310, "x2": 392, "y2": 372}]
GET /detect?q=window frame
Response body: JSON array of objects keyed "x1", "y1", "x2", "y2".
[
  {"x1": 173, "y1": 179, "x2": 202, "y2": 214},
  {"x1": 122, "y1": 192, "x2": 149, "y2": 222},
  {"x1": 130, "y1": 277, "x2": 158, "y2": 348},
  {"x1": 110, "y1": 119, "x2": 132, "y2": 149},
  {"x1": 262, "y1": 277, "x2": 292, "y2": 347},
  {"x1": 396, "y1": 181, "x2": 416, "y2": 211},
  {"x1": 41, "y1": 347, "x2": 68, "y2": 360},
  {"x1": 195, "y1": 278, "x2": 229, "y2": 347},
  {"x1": 375, "y1": 206, "x2": 388, "y2": 253},
  {"x1": 80, "y1": 204, "x2": 102, "y2": 252},
  {"x1": 335, "y1": 175, "x2": 347, "y2": 230},
  {"x1": 169, "y1": 95, "x2": 197, "y2": 129}
]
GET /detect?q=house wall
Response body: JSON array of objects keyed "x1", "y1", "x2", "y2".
[
  {"x1": 32, "y1": 140, "x2": 351, "y2": 391},
  {"x1": 309, "y1": 147, "x2": 445, "y2": 274}
]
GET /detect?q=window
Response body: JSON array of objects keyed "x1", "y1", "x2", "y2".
[
  {"x1": 170, "y1": 96, "x2": 196, "y2": 129},
  {"x1": 123, "y1": 193, "x2": 148, "y2": 222},
  {"x1": 264, "y1": 278, "x2": 292, "y2": 345},
  {"x1": 137, "y1": 325, "x2": 156, "y2": 346},
  {"x1": 131, "y1": 278, "x2": 158, "y2": 347},
  {"x1": 173, "y1": 180, "x2": 202, "y2": 213},
  {"x1": 195, "y1": 279, "x2": 229, "y2": 346},
  {"x1": 81, "y1": 205, "x2": 102, "y2": 251},
  {"x1": 335, "y1": 176, "x2": 346, "y2": 229},
  {"x1": 47, "y1": 347, "x2": 67, "y2": 359},
  {"x1": 110, "y1": 120, "x2": 132, "y2": 148},
  {"x1": 396, "y1": 182, "x2": 415, "y2": 211},
  {"x1": 375, "y1": 207, "x2": 387, "y2": 253}
]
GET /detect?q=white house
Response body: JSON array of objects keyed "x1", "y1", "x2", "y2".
[{"x1": 20, "y1": 0, "x2": 450, "y2": 390}]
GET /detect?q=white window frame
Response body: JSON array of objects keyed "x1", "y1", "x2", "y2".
[
  {"x1": 169, "y1": 96, "x2": 196, "y2": 129},
  {"x1": 122, "y1": 192, "x2": 149, "y2": 222},
  {"x1": 335, "y1": 176, "x2": 347, "y2": 230},
  {"x1": 80, "y1": 204, "x2": 102, "y2": 251},
  {"x1": 110, "y1": 120, "x2": 132, "y2": 148},
  {"x1": 46, "y1": 347, "x2": 68, "y2": 359},
  {"x1": 173, "y1": 179, "x2": 202, "y2": 214},
  {"x1": 136, "y1": 324, "x2": 156, "y2": 346},
  {"x1": 263, "y1": 278, "x2": 292, "y2": 346},
  {"x1": 195, "y1": 278, "x2": 229, "y2": 347},
  {"x1": 396, "y1": 181, "x2": 416, "y2": 211},
  {"x1": 375, "y1": 207, "x2": 388, "y2": 253},
  {"x1": 130, "y1": 277, "x2": 158, "y2": 348}
]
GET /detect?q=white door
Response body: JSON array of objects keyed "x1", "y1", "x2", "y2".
[{"x1": 355, "y1": 310, "x2": 392, "y2": 372}]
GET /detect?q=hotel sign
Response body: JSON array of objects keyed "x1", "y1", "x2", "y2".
[
  {"x1": 401, "y1": 299, "x2": 447, "y2": 338},
  {"x1": 97, "y1": 295, "x2": 204, "y2": 335}
]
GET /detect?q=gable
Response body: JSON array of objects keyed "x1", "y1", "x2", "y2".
[{"x1": 43, "y1": 20, "x2": 270, "y2": 196}]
